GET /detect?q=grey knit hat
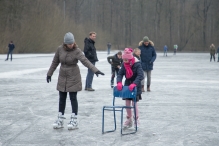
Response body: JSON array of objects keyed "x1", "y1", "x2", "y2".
[
  {"x1": 64, "y1": 32, "x2": 75, "y2": 44},
  {"x1": 143, "y1": 36, "x2": 149, "y2": 42}
]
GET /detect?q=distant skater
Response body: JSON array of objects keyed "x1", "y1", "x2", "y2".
[
  {"x1": 217, "y1": 46, "x2": 219, "y2": 62},
  {"x1": 163, "y1": 45, "x2": 168, "y2": 57},
  {"x1": 47, "y1": 32, "x2": 104, "y2": 130},
  {"x1": 107, "y1": 51, "x2": 122, "y2": 88},
  {"x1": 107, "y1": 42, "x2": 111, "y2": 55},
  {"x1": 209, "y1": 44, "x2": 216, "y2": 62},
  {"x1": 174, "y1": 44, "x2": 178, "y2": 55},
  {"x1": 5, "y1": 41, "x2": 15, "y2": 61}
]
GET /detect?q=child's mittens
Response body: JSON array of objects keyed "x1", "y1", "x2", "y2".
[
  {"x1": 129, "y1": 83, "x2": 136, "y2": 91},
  {"x1": 117, "y1": 82, "x2": 123, "y2": 91}
]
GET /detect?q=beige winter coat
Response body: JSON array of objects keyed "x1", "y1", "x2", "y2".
[{"x1": 47, "y1": 45, "x2": 98, "y2": 92}]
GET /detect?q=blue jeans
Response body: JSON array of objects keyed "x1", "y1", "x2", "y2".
[
  {"x1": 85, "y1": 62, "x2": 95, "y2": 88},
  {"x1": 6, "y1": 50, "x2": 13, "y2": 60},
  {"x1": 107, "y1": 47, "x2": 110, "y2": 55}
]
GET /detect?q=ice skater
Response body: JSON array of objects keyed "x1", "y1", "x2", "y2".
[
  {"x1": 163, "y1": 45, "x2": 168, "y2": 56},
  {"x1": 5, "y1": 41, "x2": 15, "y2": 61},
  {"x1": 133, "y1": 48, "x2": 141, "y2": 61},
  {"x1": 107, "y1": 51, "x2": 122, "y2": 88},
  {"x1": 116, "y1": 48, "x2": 144, "y2": 128},
  {"x1": 209, "y1": 44, "x2": 216, "y2": 62},
  {"x1": 47, "y1": 32, "x2": 104, "y2": 130}
]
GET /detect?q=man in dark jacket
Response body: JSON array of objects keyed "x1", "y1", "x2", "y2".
[
  {"x1": 107, "y1": 51, "x2": 122, "y2": 88},
  {"x1": 84, "y1": 32, "x2": 99, "y2": 91},
  {"x1": 5, "y1": 41, "x2": 15, "y2": 61},
  {"x1": 138, "y1": 36, "x2": 157, "y2": 92},
  {"x1": 217, "y1": 46, "x2": 219, "y2": 62}
]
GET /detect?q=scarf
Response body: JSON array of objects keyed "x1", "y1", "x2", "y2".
[{"x1": 124, "y1": 57, "x2": 135, "y2": 79}]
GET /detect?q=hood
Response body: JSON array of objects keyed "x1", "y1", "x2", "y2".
[
  {"x1": 138, "y1": 40, "x2": 154, "y2": 46},
  {"x1": 134, "y1": 57, "x2": 140, "y2": 63}
]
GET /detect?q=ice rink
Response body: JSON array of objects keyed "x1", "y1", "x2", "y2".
[{"x1": 0, "y1": 51, "x2": 219, "y2": 146}]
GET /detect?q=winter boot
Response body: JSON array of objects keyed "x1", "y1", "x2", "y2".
[
  {"x1": 123, "y1": 116, "x2": 133, "y2": 128},
  {"x1": 67, "y1": 113, "x2": 78, "y2": 130},
  {"x1": 133, "y1": 116, "x2": 140, "y2": 128},
  {"x1": 147, "y1": 85, "x2": 151, "y2": 92},
  {"x1": 53, "y1": 112, "x2": 65, "y2": 129},
  {"x1": 141, "y1": 85, "x2": 145, "y2": 92}
]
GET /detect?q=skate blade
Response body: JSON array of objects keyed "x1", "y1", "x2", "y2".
[
  {"x1": 67, "y1": 126, "x2": 78, "y2": 130},
  {"x1": 53, "y1": 126, "x2": 64, "y2": 129}
]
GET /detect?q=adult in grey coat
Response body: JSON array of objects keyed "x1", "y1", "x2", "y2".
[{"x1": 47, "y1": 32, "x2": 104, "y2": 130}]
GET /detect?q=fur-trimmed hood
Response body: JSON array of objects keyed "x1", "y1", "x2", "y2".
[{"x1": 138, "y1": 40, "x2": 154, "y2": 46}]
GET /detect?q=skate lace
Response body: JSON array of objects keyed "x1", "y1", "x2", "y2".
[
  {"x1": 69, "y1": 117, "x2": 77, "y2": 126},
  {"x1": 124, "y1": 119, "x2": 132, "y2": 126},
  {"x1": 55, "y1": 117, "x2": 65, "y2": 125}
]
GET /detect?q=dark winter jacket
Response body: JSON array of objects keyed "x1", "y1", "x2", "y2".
[
  {"x1": 133, "y1": 54, "x2": 141, "y2": 61},
  {"x1": 84, "y1": 38, "x2": 98, "y2": 62},
  {"x1": 117, "y1": 58, "x2": 144, "y2": 95},
  {"x1": 217, "y1": 47, "x2": 219, "y2": 53},
  {"x1": 8, "y1": 43, "x2": 15, "y2": 51},
  {"x1": 47, "y1": 45, "x2": 98, "y2": 92},
  {"x1": 107, "y1": 54, "x2": 122, "y2": 68},
  {"x1": 138, "y1": 42, "x2": 156, "y2": 71},
  {"x1": 210, "y1": 46, "x2": 216, "y2": 55}
]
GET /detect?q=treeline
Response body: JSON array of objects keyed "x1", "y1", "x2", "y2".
[{"x1": 0, "y1": 0, "x2": 219, "y2": 53}]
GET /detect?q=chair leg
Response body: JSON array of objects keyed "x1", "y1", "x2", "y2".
[
  {"x1": 113, "y1": 108, "x2": 116, "y2": 131},
  {"x1": 102, "y1": 108, "x2": 105, "y2": 133}
]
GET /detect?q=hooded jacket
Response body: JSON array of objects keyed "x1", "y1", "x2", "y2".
[
  {"x1": 117, "y1": 57, "x2": 144, "y2": 95},
  {"x1": 83, "y1": 38, "x2": 98, "y2": 62},
  {"x1": 138, "y1": 41, "x2": 156, "y2": 71}
]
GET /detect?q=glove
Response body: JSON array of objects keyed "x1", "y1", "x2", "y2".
[
  {"x1": 47, "y1": 76, "x2": 51, "y2": 83},
  {"x1": 95, "y1": 70, "x2": 105, "y2": 77},
  {"x1": 117, "y1": 82, "x2": 123, "y2": 91},
  {"x1": 129, "y1": 83, "x2": 136, "y2": 91}
]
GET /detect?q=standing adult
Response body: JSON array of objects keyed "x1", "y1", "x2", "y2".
[
  {"x1": 174, "y1": 44, "x2": 178, "y2": 55},
  {"x1": 47, "y1": 32, "x2": 104, "y2": 130},
  {"x1": 107, "y1": 42, "x2": 111, "y2": 55},
  {"x1": 5, "y1": 41, "x2": 15, "y2": 61},
  {"x1": 217, "y1": 46, "x2": 219, "y2": 62},
  {"x1": 163, "y1": 45, "x2": 168, "y2": 57},
  {"x1": 84, "y1": 32, "x2": 99, "y2": 91},
  {"x1": 138, "y1": 36, "x2": 157, "y2": 92},
  {"x1": 210, "y1": 44, "x2": 216, "y2": 62}
]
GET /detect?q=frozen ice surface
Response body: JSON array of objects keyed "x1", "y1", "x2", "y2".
[{"x1": 0, "y1": 52, "x2": 219, "y2": 146}]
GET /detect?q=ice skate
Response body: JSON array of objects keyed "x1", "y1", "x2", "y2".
[
  {"x1": 123, "y1": 116, "x2": 133, "y2": 129},
  {"x1": 133, "y1": 116, "x2": 140, "y2": 128},
  {"x1": 53, "y1": 112, "x2": 65, "y2": 129},
  {"x1": 67, "y1": 113, "x2": 78, "y2": 130},
  {"x1": 111, "y1": 80, "x2": 114, "y2": 88}
]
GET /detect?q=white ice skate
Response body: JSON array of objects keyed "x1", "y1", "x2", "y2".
[
  {"x1": 53, "y1": 112, "x2": 65, "y2": 129},
  {"x1": 123, "y1": 116, "x2": 133, "y2": 129},
  {"x1": 67, "y1": 113, "x2": 78, "y2": 130}
]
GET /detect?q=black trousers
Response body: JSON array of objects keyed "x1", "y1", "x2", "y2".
[
  {"x1": 210, "y1": 54, "x2": 215, "y2": 61},
  {"x1": 59, "y1": 91, "x2": 78, "y2": 115},
  {"x1": 111, "y1": 67, "x2": 119, "y2": 83}
]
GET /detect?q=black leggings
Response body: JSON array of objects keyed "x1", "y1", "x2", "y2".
[{"x1": 59, "y1": 91, "x2": 78, "y2": 115}]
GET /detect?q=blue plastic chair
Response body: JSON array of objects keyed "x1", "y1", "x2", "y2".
[{"x1": 102, "y1": 86, "x2": 138, "y2": 135}]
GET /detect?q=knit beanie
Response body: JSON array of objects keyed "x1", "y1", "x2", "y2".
[
  {"x1": 64, "y1": 32, "x2": 75, "y2": 44},
  {"x1": 122, "y1": 48, "x2": 133, "y2": 59},
  {"x1": 143, "y1": 36, "x2": 149, "y2": 42}
]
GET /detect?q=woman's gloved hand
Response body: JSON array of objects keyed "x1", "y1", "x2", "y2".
[
  {"x1": 129, "y1": 83, "x2": 136, "y2": 91},
  {"x1": 95, "y1": 70, "x2": 105, "y2": 77},
  {"x1": 117, "y1": 82, "x2": 123, "y2": 91},
  {"x1": 47, "y1": 76, "x2": 51, "y2": 83}
]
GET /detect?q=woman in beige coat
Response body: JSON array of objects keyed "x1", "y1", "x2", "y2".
[{"x1": 47, "y1": 32, "x2": 104, "y2": 130}]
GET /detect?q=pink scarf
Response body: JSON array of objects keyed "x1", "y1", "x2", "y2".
[{"x1": 124, "y1": 57, "x2": 135, "y2": 79}]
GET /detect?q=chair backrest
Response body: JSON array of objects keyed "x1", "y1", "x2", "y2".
[{"x1": 113, "y1": 86, "x2": 137, "y2": 99}]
